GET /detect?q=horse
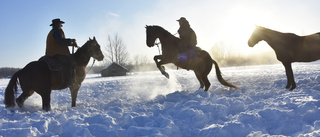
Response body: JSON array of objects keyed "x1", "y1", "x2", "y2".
[
  {"x1": 4, "y1": 37, "x2": 104, "y2": 111},
  {"x1": 248, "y1": 26, "x2": 320, "y2": 90},
  {"x1": 145, "y1": 25, "x2": 238, "y2": 91}
]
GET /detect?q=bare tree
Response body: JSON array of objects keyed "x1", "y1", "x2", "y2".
[
  {"x1": 210, "y1": 41, "x2": 232, "y2": 62},
  {"x1": 210, "y1": 40, "x2": 277, "y2": 66},
  {"x1": 104, "y1": 34, "x2": 129, "y2": 66},
  {"x1": 0, "y1": 67, "x2": 20, "y2": 78},
  {"x1": 133, "y1": 54, "x2": 150, "y2": 66}
]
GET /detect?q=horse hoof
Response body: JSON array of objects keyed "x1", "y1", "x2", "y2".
[
  {"x1": 164, "y1": 73, "x2": 169, "y2": 79},
  {"x1": 290, "y1": 86, "x2": 296, "y2": 91},
  {"x1": 43, "y1": 106, "x2": 51, "y2": 112},
  {"x1": 285, "y1": 85, "x2": 290, "y2": 89},
  {"x1": 17, "y1": 102, "x2": 23, "y2": 108},
  {"x1": 161, "y1": 71, "x2": 169, "y2": 78},
  {"x1": 16, "y1": 99, "x2": 23, "y2": 108}
]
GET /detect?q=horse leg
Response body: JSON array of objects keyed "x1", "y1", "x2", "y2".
[
  {"x1": 202, "y1": 74, "x2": 211, "y2": 91},
  {"x1": 39, "y1": 90, "x2": 52, "y2": 111},
  {"x1": 154, "y1": 55, "x2": 169, "y2": 78},
  {"x1": 69, "y1": 85, "x2": 80, "y2": 107},
  {"x1": 194, "y1": 71, "x2": 204, "y2": 90},
  {"x1": 16, "y1": 90, "x2": 35, "y2": 108},
  {"x1": 202, "y1": 59, "x2": 213, "y2": 91},
  {"x1": 282, "y1": 62, "x2": 296, "y2": 90}
]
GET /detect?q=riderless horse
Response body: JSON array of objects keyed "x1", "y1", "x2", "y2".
[{"x1": 248, "y1": 26, "x2": 320, "y2": 90}]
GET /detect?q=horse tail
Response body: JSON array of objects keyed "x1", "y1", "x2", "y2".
[
  {"x1": 212, "y1": 59, "x2": 239, "y2": 89},
  {"x1": 4, "y1": 70, "x2": 21, "y2": 108}
]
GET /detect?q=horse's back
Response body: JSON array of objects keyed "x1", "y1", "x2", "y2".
[
  {"x1": 19, "y1": 60, "x2": 51, "y2": 91},
  {"x1": 22, "y1": 60, "x2": 50, "y2": 78},
  {"x1": 300, "y1": 33, "x2": 320, "y2": 59},
  {"x1": 275, "y1": 32, "x2": 320, "y2": 62},
  {"x1": 19, "y1": 55, "x2": 75, "y2": 91},
  {"x1": 304, "y1": 33, "x2": 320, "y2": 42}
]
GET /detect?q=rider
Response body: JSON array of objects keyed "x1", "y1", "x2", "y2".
[
  {"x1": 177, "y1": 17, "x2": 197, "y2": 52},
  {"x1": 177, "y1": 17, "x2": 198, "y2": 68},
  {"x1": 46, "y1": 18, "x2": 77, "y2": 56},
  {"x1": 43, "y1": 18, "x2": 78, "y2": 85}
]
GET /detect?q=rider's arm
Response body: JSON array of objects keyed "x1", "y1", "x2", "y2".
[{"x1": 53, "y1": 30, "x2": 72, "y2": 46}]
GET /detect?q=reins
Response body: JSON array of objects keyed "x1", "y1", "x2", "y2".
[
  {"x1": 155, "y1": 41, "x2": 161, "y2": 55},
  {"x1": 86, "y1": 59, "x2": 96, "y2": 73},
  {"x1": 153, "y1": 38, "x2": 161, "y2": 55},
  {"x1": 71, "y1": 45, "x2": 95, "y2": 73},
  {"x1": 72, "y1": 46, "x2": 75, "y2": 54},
  {"x1": 153, "y1": 30, "x2": 179, "y2": 55}
]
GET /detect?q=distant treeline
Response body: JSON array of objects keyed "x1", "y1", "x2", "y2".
[
  {"x1": 86, "y1": 63, "x2": 159, "y2": 74},
  {"x1": 0, "y1": 67, "x2": 20, "y2": 78},
  {"x1": 0, "y1": 63, "x2": 158, "y2": 79}
]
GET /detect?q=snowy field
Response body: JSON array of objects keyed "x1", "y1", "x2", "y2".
[{"x1": 1, "y1": 62, "x2": 320, "y2": 137}]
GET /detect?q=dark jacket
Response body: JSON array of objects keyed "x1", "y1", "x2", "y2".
[
  {"x1": 46, "y1": 29, "x2": 72, "y2": 56},
  {"x1": 178, "y1": 25, "x2": 197, "y2": 50}
]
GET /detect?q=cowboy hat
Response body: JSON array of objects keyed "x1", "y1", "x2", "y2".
[
  {"x1": 177, "y1": 17, "x2": 187, "y2": 22},
  {"x1": 50, "y1": 18, "x2": 65, "y2": 26}
]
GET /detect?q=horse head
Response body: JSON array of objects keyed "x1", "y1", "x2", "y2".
[
  {"x1": 145, "y1": 25, "x2": 159, "y2": 47},
  {"x1": 248, "y1": 26, "x2": 264, "y2": 47},
  {"x1": 87, "y1": 37, "x2": 104, "y2": 61}
]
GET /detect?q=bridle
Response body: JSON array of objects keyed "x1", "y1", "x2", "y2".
[{"x1": 71, "y1": 45, "x2": 96, "y2": 73}]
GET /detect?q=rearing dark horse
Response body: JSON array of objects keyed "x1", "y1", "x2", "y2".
[
  {"x1": 4, "y1": 37, "x2": 104, "y2": 111},
  {"x1": 248, "y1": 26, "x2": 320, "y2": 90},
  {"x1": 145, "y1": 25, "x2": 238, "y2": 91}
]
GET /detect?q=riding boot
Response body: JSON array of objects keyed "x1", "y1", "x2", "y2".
[
  {"x1": 54, "y1": 55, "x2": 75, "y2": 86},
  {"x1": 186, "y1": 48, "x2": 195, "y2": 71}
]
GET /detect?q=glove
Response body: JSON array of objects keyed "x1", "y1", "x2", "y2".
[{"x1": 71, "y1": 39, "x2": 78, "y2": 47}]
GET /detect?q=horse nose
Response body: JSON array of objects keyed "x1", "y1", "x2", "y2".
[
  {"x1": 248, "y1": 39, "x2": 253, "y2": 47},
  {"x1": 98, "y1": 54, "x2": 104, "y2": 61},
  {"x1": 146, "y1": 42, "x2": 152, "y2": 47}
]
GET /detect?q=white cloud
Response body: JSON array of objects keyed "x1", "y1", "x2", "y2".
[{"x1": 107, "y1": 11, "x2": 120, "y2": 17}]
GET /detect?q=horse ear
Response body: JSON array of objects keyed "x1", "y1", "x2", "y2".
[
  {"x1": 93, "y1": 36, "x2": 96, "y2": 40},
  {"x1": 89, "y1": 37, "x2": 92, "y2": 40},
  {"x1": 145, "y1": 25, "x2": 148, "y2": 28}
]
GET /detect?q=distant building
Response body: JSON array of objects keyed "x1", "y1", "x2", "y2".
[{"x1": 100, "y1": 62, "x2": 129, "y2": 77}]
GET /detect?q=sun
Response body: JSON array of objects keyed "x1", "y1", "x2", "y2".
[
  {"x1": 220, "y1": 7, "x2": 272, "y2": 56},
  {"x1": 223, "y1": 8, "x2": 256, "y2": 43}
]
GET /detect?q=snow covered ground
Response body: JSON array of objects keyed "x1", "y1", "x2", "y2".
[{"x1": 1, "y1": 62, "x2": 320, "y2": 137}]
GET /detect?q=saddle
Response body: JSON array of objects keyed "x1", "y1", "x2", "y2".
[
  {"x1": 39, "y1": 55, "x2": 75, "y2": 71},
  {"x1": 39, "y1": 55, "x2": 76, "y2": 88}
]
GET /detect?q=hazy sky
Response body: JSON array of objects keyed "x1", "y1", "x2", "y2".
[{"x1": 1, "y1": 0, "x2": 320, "y2": 67}]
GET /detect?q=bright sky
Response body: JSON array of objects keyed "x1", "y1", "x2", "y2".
[{"x1": 1, "y1": 0, "x2": 320, "y2": 68}]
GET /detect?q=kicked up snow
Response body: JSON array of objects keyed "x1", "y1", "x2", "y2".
[{"x1": 1, "y1": 63, "x2": 320, "y2": 137}]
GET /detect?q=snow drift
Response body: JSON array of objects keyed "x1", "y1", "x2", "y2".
[{"x1": 1, "y1": 63, "x2": 320, "y2": 137}]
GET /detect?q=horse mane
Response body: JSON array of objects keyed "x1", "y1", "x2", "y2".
[
  {"x1": 257, "y1": 26, "x2": 299, "y2": 38},
  {"x1": 72, "y1": 39, "x2": 93, "y2": 66},
  {"x1": 149, "y1": 25, "x2": 180, "y2": 40},
  {"x1": 73, "y1": 40, "x2": 89, "y2": 55}
]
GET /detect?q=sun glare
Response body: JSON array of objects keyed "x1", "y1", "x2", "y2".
[
  {"x1": 220, "y1": 7, "x2": 272, "y2": 56},
  {"x1": 224, "y1": 8, "x2": 256, "y2": 43}
]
